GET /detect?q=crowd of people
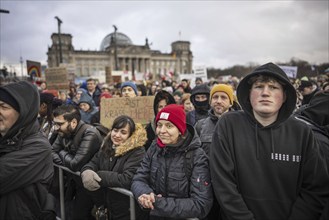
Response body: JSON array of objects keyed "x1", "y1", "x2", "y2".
[{"x1": 0, "y1": 62, "x2": 329, "y2": 220}]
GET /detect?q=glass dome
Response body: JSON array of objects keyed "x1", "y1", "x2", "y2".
[{"x1": 99, "y1": 32, "x2": 133, "y2": 51}]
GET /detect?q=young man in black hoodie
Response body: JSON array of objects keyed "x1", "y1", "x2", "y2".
[{"x1": 210, "y1": 62, "x2": 329, "y2": 220}]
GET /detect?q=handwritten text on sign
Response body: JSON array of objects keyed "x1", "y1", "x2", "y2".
[{"x1": 100, "y1": 96, "x2": 155, "y2": 128}]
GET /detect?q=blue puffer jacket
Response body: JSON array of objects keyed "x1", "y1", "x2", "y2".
[{"x1": 131, "y1": 124, "x2": 213, "y2": 220}]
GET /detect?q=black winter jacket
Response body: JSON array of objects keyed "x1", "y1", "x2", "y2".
[
  {"x1": 52, "y1": 121, "x2": 102, "y2": 172},
  {"x1": 0, "y1": 81, "x2": 54, "y2": 220},
  {"x1": 81, "y1": 123, "x2": 147, "y2": 220},
  {"x1": 195, "y1": 109, "x2": 219, "y2": 156},
  {"x1": 131, "y1": 124, "x2": 213, "y2": 220},
  {"x1": 89, "y1": 86, "x2": 102, "y2": 107}
]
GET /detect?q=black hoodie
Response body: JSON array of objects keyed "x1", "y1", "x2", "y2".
[
  {"x1": 0, "y1": 81, "x2": 54, "y2": 219},
  {"x1": 210, "y1": 63, "x2": 329, "y2": 220}
]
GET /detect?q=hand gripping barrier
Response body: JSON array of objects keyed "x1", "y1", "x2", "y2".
[{"x1": 53, "y1": 164, "x2": 136, "y2": 220}]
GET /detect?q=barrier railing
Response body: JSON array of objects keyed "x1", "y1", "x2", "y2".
[{"x1": 53, "y1": 164, "x2": 136, "y2": 220}]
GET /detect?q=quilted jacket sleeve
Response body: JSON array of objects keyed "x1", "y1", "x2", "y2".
[
  {"x1": 64, "y1": 127, "x2": 102, "y2": 172},
  {"x1": 150, "y1": 148, "x2": 213, "y2": 219}
]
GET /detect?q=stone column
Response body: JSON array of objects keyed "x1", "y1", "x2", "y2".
[
  {"x1": 105, "y1": 66, "x2": 113, "y2": 84},
  {"x1": 122, "y1": 58, "x2": 126, "y2": 71},
  {"x1": 141, "y1": 58, "x2": 145, "y2": 73}
]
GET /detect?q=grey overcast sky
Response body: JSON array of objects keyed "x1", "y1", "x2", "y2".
[{"x1": 0, "y1": 0, "x2": 328, "y2": 74}]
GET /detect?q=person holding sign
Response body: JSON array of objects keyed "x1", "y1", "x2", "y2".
[
  {"x1": 131, "y1": 104, "x2": 213, "y2": 220},
  {"x1": 81, "y1": 115, "x2": 147, "y2": 220},
  {"x1": 121, "y1": 81, "x2": 138, "y2": 98}
]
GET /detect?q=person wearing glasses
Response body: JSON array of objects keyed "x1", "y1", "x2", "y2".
[{"x1": 52, "y1": 104, "x2": 103, "y2": 220}]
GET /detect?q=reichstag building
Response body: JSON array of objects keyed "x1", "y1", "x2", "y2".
[{"x1": 47, "y1": 31, "x2": 193, "y2": 81}]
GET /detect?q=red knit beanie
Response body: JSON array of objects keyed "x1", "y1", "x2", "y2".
[
  {"x1": 100, "y1": 92, "x2": 112, "y2": 99},
  {"x1": 155, "y1": 104, "x2": 186, "y2": 135}
]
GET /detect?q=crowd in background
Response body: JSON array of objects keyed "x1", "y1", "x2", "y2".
[{"x1": 1, "y1": 63, "x2": 329, "y2": 220}]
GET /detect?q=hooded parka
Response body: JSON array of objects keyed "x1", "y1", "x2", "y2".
[
  {"x1": 78, "y1": 92, "x2": 99, "y2": 124},
  {"x1": 0, "y1": 81, "x2": 54, "y2": 220},
  {"x1": 186, "y1": 83, "x2": 210, "y2": 126},
  {"x1": 195, "y1": 109, "x2": 219, "y2": 156}
]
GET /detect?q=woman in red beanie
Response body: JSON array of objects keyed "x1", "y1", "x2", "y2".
[{"x1": 131, "y1": 104, "x2": 213, "y2": 220}]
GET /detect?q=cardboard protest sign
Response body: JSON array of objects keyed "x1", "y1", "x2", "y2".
[
  {"x1": 45, "y1": 67, "x2": 68, "y2": 90},
  {"x1": 278, "y1": 65, "x2": 298, "y2": 78},
  {"x1": 27, "y1": 60, "x2": 41, "y2": 78},
  {"x1": 100, "y1": 96, "x2": 155, "y2": 128}
]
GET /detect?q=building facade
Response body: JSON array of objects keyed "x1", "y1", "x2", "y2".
[{"x1": 47, "y1": 31, "x2": 193, "y2": 81}]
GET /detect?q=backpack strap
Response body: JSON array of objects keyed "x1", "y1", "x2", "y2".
[
  {"x1": 92, "y1": 123, "x2": 109, "y2": 137},
  {"x1": 184, "y1": 149, "x2": 194, "y2": 182},
  {"x1": 184, "y1": 149, "x2": 195, "y2": 197},
  {"x1": 73, "y1": 123, "x2": 92, "y2": 149}
]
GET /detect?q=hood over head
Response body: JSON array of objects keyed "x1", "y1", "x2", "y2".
[
  {"x1": 77, "y1": 88, "x2": 87, "y2": 94},
  {"x1": 0, "y1": 81, "x2": 40, "y2": 141},
  {"x1": 190, "y1": 83, "x2": 210, "y2": 111},
  {"x1": 0, "y1": 89, "x2": 20, "y2": 112},
  {"x1": 190, "y1": 83, "x2": 210, "y2": 100},
  {"x1": 78, "y1": 92, "x2": 96, "y2": 108},
  {"x1": 153, "y1": 90, "x2": 176, "y2": 115},
  {"x1": 301, "y1": 91, "x2": 329, "y2": 132},
  {"x1": 237, "y1": 62, "x2": 297, "y2": 127}
]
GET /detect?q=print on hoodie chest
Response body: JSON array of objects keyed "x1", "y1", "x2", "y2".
[{"x1": 271, "y1": 152, "x2": 301, "y2": 162}]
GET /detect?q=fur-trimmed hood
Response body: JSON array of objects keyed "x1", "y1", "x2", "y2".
[{"x1": 103, "y1": 123, "x2": 147, "y2": 157}]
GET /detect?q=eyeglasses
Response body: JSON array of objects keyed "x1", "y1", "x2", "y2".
[{"x1": 53, "y1": 121, "x2": 67, "y2": 129}]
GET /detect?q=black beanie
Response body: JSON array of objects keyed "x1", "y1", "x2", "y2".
[{"x1": 0, "y1": 89, "x2": 20, "y2": 112}]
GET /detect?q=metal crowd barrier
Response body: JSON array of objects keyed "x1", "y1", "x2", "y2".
[{"x1": 53, "y1": 164, "x2": 136, "y2": 220}]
